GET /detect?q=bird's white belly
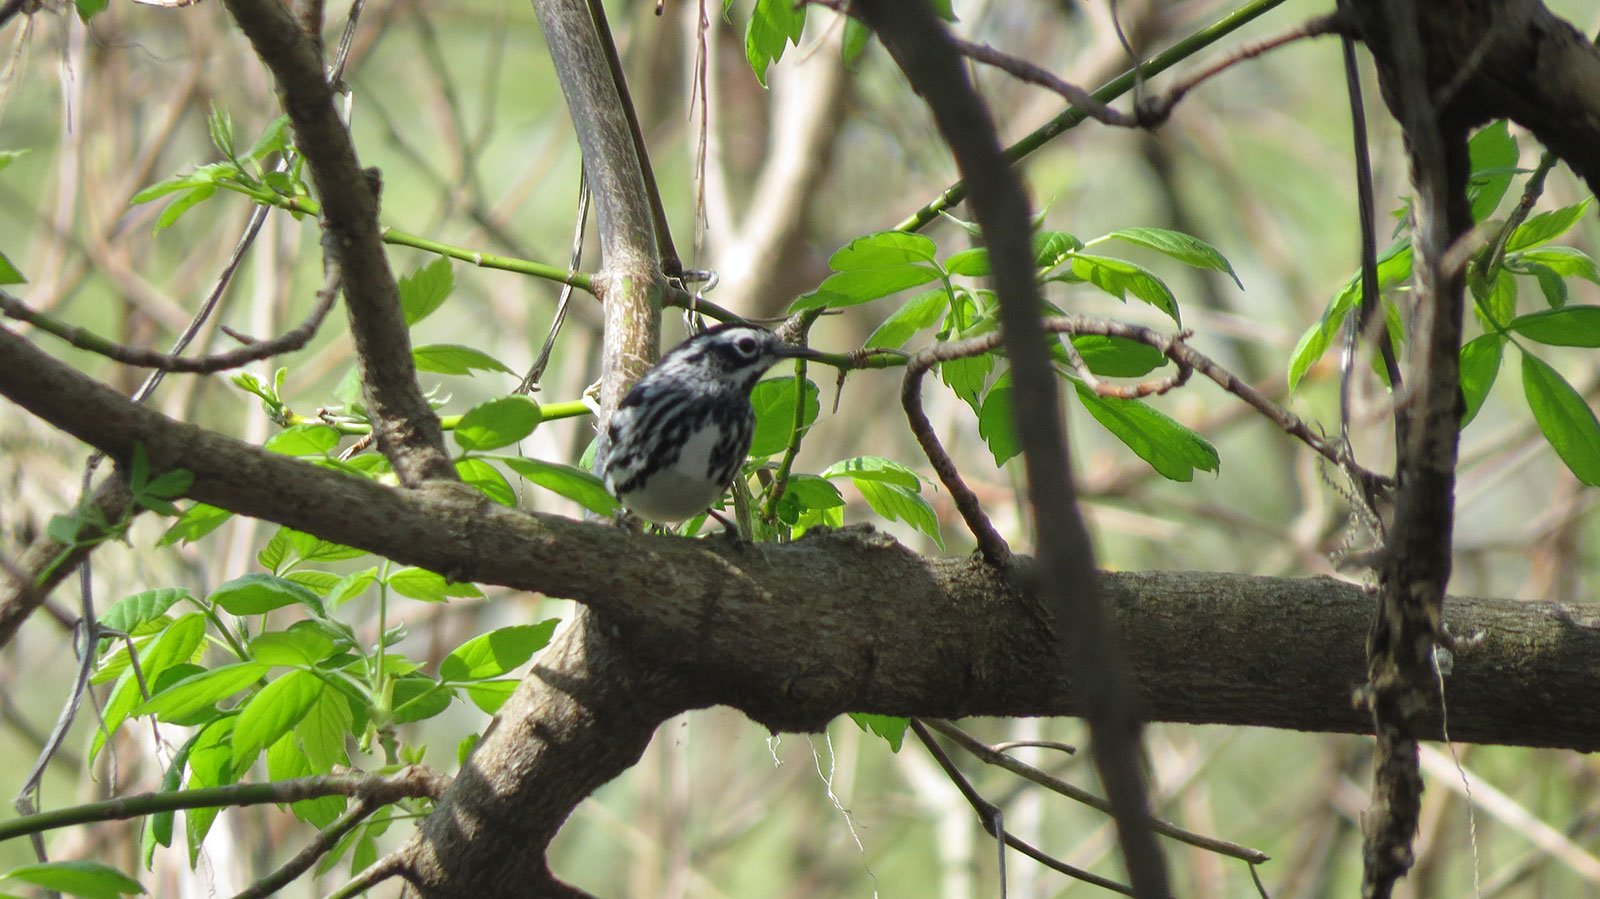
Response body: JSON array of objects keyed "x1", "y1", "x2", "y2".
[{"x1": 619, "y1": 425, "x2": 727, "y2": 522}]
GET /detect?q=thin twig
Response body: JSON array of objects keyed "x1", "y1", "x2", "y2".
[
  {"x1": 925, "y1": 719, "x2": 1270, "y2": 864},
  {"x1": 230, "y1": 800, "x2": 377, "y2": 899},
  {"x1": 902, "y1": 347, "x2": 1013, "y2": 567},
  {"x1": 0, "y1": 268, "x2": 339, "y2": 374},
  {"x1": 910, "y1": 719, "x2": 1136, "y2": 897},
  {"x1": 328, "y1": 849, "x2": 408, "y2": 899},
  {"x1": 0, "y1": 767, "x2": 448, "y2": 843},
  {"x1": 520, "y1": 167, "x2": 591, "y2": 393}
]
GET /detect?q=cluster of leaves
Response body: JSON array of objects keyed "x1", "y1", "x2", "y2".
[
  {"x1": 790, "y1": 222, "x2": 1230, "y2": 486},
  {"x1": 734, "y1": 0, "x2": 957, "y2": 84},
  {"x1": 84, "y1": 520, "x2": 558, "y2": 876},
  {"x1": 1291, "y1": 121, "x2": 1600, "y2": 485},
  {"x1": 130, "y1": 107, "x2": 308, "y2": 234}
]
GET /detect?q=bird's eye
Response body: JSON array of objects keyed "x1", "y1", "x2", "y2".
[{"x1": 734, "y1": 335, "x2": 759, "y2": 356}]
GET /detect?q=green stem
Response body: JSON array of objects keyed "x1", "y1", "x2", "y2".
[
  {"x1": 217, "y1": 182, "x2": 593, "y2": 291},
  {"x1": 893, "y1": 0, "x2": 1290, "y2": 232},
  {"x1": 283, "y1": 400, "x2": 594, "y2": 435}
]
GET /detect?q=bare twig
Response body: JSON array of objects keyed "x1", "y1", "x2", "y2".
[
  {"x1": 911, "y1": 719, "x2": 1136, "y2": 896},
  {"x1": 902, "y1": 344, "x2": 1013, "y2": 566},
  {"x1": 0, "y1": 271, "x2": 339, "y2": 374},
  {"x1": 230, "y1": 800, "x2": 378, "y2": 899},
  {"x1": 329, "y1": 852, "x2": 409, "y2": 899},
  {"x1": 925, "y1": 719, "x2": 1269, "y2": 864},
  {"x1": 0, "y1": 767, "x2": 448, "y2": 843}
]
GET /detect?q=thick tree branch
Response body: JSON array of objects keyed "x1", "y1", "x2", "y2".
[
  {"x1": 855, "y1": 3, "x2": 1168, "y2": 894},
  {"x1": 6, "y1": 324, "x2": 1600, "y2": 751},
  {"x1": 220, "y1": 0, "x2": 456, "y2": 485}
]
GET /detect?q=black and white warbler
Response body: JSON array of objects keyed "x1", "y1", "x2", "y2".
[{"x1": 598, "y1": 323, "x2": 824, "y2": 523}]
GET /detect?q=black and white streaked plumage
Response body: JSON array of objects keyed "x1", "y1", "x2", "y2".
[{"x1": 598, "y1": 324, "x2": 824, "y2": 523}]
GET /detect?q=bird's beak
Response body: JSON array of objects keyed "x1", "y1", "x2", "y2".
[{"x1": 776, "y1": 343, "x2": 827, "y2": 362}]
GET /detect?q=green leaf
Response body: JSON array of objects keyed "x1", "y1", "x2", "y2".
[
  {"x1": 942, "y1": 247, "x2": 990, "y2": 277},
  {"x1": 830, "y1": 231, "x2": 939, "y2": 269},
  {"x1": 285, "y1": 569, "x2": 342, "y2": 597},
  {"x1": 207, "y1": 105, "x2": 235, "y2": 159},
  {"x1": 1520, "y1": 262, "x2": 1570, "y2": 308},
  {"x1": 848, "y1": 713, "x2": 908, "y2": 752},
  {"x1": 0, "y1": 861, "x2": 144, "y2": 898},
  {"x1": 153, "y1": 184, "x2": 217, "y2": 233},
  {"x1": 791, "y1": 265, "x2": 944, "y2": 313},
  {"x1": 748, "y1": 377, "x2": 820, "y2": 457},
  {"x1": 1102, "y1": 227, "x2": 1242, "y2": 288},
  {"x1": 246, "y1": 115, "x2": 292, "y2": 163},
  {"x1": 841, "y1": 17, "x2": 871, "y2": 67},
  {"x1": 456, "y1": 457, "x2": 517, "y2": 506},
  {"x1": 1067, "y1": 254, "x2": 1180, "y2": 323},
  {"x1": 745, "y1": 0, "x2": 807, "y2": 87},
  {"x1": 185, "y1": 718, "x2": 239, "y2": 860},
  {"x1": 1073, "y1": 382, "x2": 1220, "y2": 481},
  {"x1": 1467, "y1": 121, "x2": 1518, "y2": 223},
  {"x1": 134, "y1": 662, "x2": 269, "y2": 721},
  {"x1": 774, "y1": 474, "x2": 845, "y2": 525},
  {"x1": 285, "y1": 529, "x2": 367, "y2": 563},
  {"x1": 264, "y1": 424, "x2": 340, "y2": 457},
  {"x1": 1034, "y1": 231, "x2": 1083, "y2": 271},
  {"x1": 1458, "y1": 333, "x2": 1504, "y2": 429},
  {"x1": 978, "y1": 373, "x2": 1020, "y2": 466},
  {"x1": 400, "y1": 256, "x2": 454, "y2": 326},
  {"x1": 1506, "y1": 199, "x2": 1592, "y2": 252},
  {"x1": 865, "y1": 288, "x2": 949, "y2": 349},
  {"x1": 232, "y1": 669, "x2": 325, "y2": 765},
  {"x1": 455, "y1": 395, "x2": 542, "y2": 452},
  {"x1": 1510, "y1": 246, "x2": 1600, "y2": 284},
  {"x1": 93, "y1": 615, "x2": 207, "y2": 763},
  {"x1": 267, "y1": 733, "x2": 346, "y2": 827},
  {"x1": 100, "y1": 589, "x2": 188, "y2": 637},
  {"x1": 250, "y1": 629, "x2": 336, "y2": 667},
  {"x1": 146, "y1": 733, "x2": 198, "y2": 860},
  {"x1": 412, "y1": 344, "x2": 516, "y2": 376},
  {"x1": 1068, "y1": 335, "x2": 1166, "y2": 378},
  {"x1": 499, "y1": 456, "x2": 619, "y2": 515},
  {"x1": 295, "y1": 688, "x2": 353, "y2": 772},
  {"x1": 820, "y1": 455, "x2": 924, "y2": 490},
  {"x1": 209, "y1": 574, "x2": 324, "y2": 616},
  {"x1": 158, "y1": 503, "x2": 233, "y2": 547},
  {"x1": 387, "y1": 567, "x2": 483, "y2": 603},
  {"x1": 327, "y1": 567, "x2": 379, "y2": 607},
  {"x1": 1471, "y1": 268, "x2": 1518, "y2": 331},
  {"x1": 440, "y1": 620, "x2": 559, "y2": 681},
  {"x1": 940, "y1": 352, "x2": 992, "y2": 414},
  {"x1": 0, "y1": 250, "x2": 24, "y2": 285},
  {"x1": 0, "y1": 149, "x2": 26, "y2": 175},
  {"x1": 464, "y1": 680, "x2": 519, "y2": 714},
  {"x1": 854, "y1": 480, "x2": 943, "y2": 549},
  {"x1": 74, "y1": 0, "x2": 108, "y2": 20},
  {"x1": 390, "y1": 676, "x2": 454, "y2": 724},
  {"x1": 1521, "y1": 352, "x2": 1600, "y2": 485},
  {"x1": 1508, "y1": 306, "x2": 1600, "y2": 347},
  {"x1": 1288, "y1": 242, "x2": 1414, "y2": 390}
]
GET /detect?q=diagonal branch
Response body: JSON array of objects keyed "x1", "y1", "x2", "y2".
[
  {"x1": 220, "y1": 0, "x2": 456, "y2": 485},
  {"x1": 851, "y1": 3, "x2": 1169, "y2": 895}
]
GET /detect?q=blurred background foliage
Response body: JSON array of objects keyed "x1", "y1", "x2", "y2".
[{"x1": 2, "y1": 0, "x2": 1599, "y2": 896}]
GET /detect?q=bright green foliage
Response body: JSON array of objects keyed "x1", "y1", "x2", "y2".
[
  {"x1": 0, "y1": 250, "x2": 23, "y2": 284},
  {"x1": 1508, "y1": 306, "x2": 1600, "y2": 346},
  {"x1": 0, "y1": 860, "x2": 144, "y2": 898},
  {"x1": 1522, "y1": 353, "x2": 1600, "y2": 485},
  {"x1": 1288, "y1": 241, "x2": 1412, "y2": 390},
  {"x1": 742, "y1": 0, "x2": 806, "y2": 88},
  {"x1": 440, "y1": 621, "x2": 560, "y2": 682},
  {"x1": 455, "y1": 396, "x2": 542, "y2": 452},
  {"x1": 412, "y1": 344, "x2": 516, "y2": 376},
  {"x1": 1073, "y1": 382, "x2": 1220, "y2": 482},
  {"x1": 1458, "y1": 334, "x2": 1504, "y2": 429},
  {"x1": 400, "y1": 256, "x2": 455, "y2": 326},
  {"x1": 1466, "y1": 121, "x2": 1519, "y2": 223},
  {"x1": 821, "y1": 456, "x2": 943, "y2": 549},
  {"x1": 849, "y1": 713, "x2": 909, "y2": 752},
  {"x1": 498, "y1": 456, "x2": 618, "y2": 516},
  {"x1": 749, "y1": 377, "x2": 820, "y2": 457}
]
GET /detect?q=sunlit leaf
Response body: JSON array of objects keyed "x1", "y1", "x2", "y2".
[{"x1": 1521, "y1": 352, "x2": 1600, "y2": 485}]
